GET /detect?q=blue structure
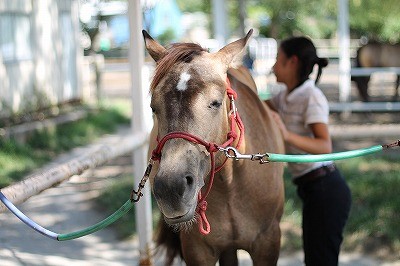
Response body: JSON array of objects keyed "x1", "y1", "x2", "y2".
[
  {"x1": 96, "y1": 0, "x2": 183, "y2": 51},
  {"x1": 145, "y1": 0, "x2": 183, "y2": 41}
]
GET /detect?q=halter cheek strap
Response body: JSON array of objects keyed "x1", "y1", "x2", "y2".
[{"x1": 151, "y1": 77, "x2": 244, "y2": 235}]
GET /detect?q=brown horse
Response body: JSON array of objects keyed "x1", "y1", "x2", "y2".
[
  {"x1": 143, "y1": 29, "x2": 284, "y2": 266},
  {"x1": 352, "y1": 42, "x2": 400, "y2": 102}
]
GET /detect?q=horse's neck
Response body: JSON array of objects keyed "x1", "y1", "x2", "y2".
[
  {"x1": 231, "y1": 73, "x2": 284, "y2": 155},
  {"x1": 211, "y1": 159, "x2": 235, "y2": 192},
  {"x1": 227, "y1": 66, "x2": 257, "y2": 93}
]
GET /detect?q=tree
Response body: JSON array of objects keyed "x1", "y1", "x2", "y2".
[
  {"x1": 177, "y1": 0, "x2": 400, "y2": 43},
  {"x1": 247, "y1": 0, "x2": 337, "y2": 39},
  {"x1": 252, "y1": 0, "x2": 400, "y2": 42},
  {"x1": 349, "y1": 0, "x2": 400, "y2": 42}
]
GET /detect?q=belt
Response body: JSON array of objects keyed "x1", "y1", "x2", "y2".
[{"x1": 293, "y1": 164, "x2": 336, "y2": 186}]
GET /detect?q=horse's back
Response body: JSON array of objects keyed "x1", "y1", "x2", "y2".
[
  {"x1": 381, "y1": 44, "x2": 400, "y2": 67},
  {"x1": 359, "y1": 42, "x2": 400, "y2": 67}
]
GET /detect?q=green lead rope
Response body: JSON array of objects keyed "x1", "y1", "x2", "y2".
[
  {"x1": 0, "y1": 190, "x2": 135, "y2": 241},
  {"x1": 267, "y1": 145, "x2": 384, "y2": 163},
  {"x1": 57, "y1": 199, "x2": 134, "y2": 241}
]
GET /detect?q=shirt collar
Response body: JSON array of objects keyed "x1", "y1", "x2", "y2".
[{"x1": 286, "y1": 79, "x2": 315, "y2": 101}]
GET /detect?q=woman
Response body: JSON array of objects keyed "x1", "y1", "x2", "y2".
[{"x1": 266, "y1": 36, "x2": 352, "y2": 266}]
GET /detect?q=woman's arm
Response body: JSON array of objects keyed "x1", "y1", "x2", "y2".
[{"x1": 271, "y1": 111, "x2": 332, "y2": 154}]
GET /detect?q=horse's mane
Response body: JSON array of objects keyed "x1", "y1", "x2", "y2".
[{"x1": 150, "y1": 43, "x2": 208, "y2": 93}]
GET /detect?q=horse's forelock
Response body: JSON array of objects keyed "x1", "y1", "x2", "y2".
[{"x1": 150, "y1": 43, "x2": 208, "y2": 93}]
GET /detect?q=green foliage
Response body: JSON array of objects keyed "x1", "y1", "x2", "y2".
[
  {"x1": 0, "y1": 104, "x2": 130, "y2": 188},
  {"x1": 26, "y1": 108, "x2": 128, "y2": 152},
  {"x1": 249, "y1": 0, "x2": 338, "y2": 39},
  {"x1": 281, "y1": 169, "x2": 303, "y2": 251},
  {"x1": 175, "y1": 0, "x2": 397, "y2": 42},
  {"x1": 157, "y1": 28, "x2": 177, "y2": 46},
  {"x1": 349, "y1": 0, "x2": 400, "y2": 42},
  {"x1": 338, "y1": 156, "x2": 400, "y2": 248},
  {"x1": 254, "y1": 0, "x2": 400, "y2": 42},
  {"x1": 381, "y1": 17, "x2": 400, "y2": 43},
  {"x1": 176, "y1": 0, "x2": 210, "y2": 14},
  {"x1": 0, "y1": 140, "x2": 49, "y2": 187}
]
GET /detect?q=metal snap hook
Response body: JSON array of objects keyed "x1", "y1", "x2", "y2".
[{"x1": 222, "y1": 146, "x2": 253, "y2": 160}]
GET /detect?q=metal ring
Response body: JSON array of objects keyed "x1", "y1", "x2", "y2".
[{"x1": 224, "y1": 146, "x2": 239, "y2": 159}]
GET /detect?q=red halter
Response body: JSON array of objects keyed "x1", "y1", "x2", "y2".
[{"x1": 151, "y1": 77, "x2": 244, "y2": 235}]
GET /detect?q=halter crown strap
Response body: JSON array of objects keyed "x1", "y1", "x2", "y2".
[
  {"x1": 225, "y1": 77, "x2": 244, "y2": 149},
  {"x1": 226, "y1": 78, "x2": 238, "y2": 99}
]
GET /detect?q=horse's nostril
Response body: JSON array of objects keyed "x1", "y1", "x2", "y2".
[{"x1": 185, "y1": 175, "x2": 194, "y2": 187}]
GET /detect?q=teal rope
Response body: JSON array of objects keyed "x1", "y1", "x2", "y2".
[
  {"x1": 267, "y1": 145, "x2": 383, "y2": 163},
  {"x1": 57, "y1": 199, "x2": 134, "y2": 241}
]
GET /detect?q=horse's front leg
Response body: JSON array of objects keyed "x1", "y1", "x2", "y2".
[
  {"x1": 180, "y1": 234, "x2": 219, "y2": 266},
  {"x1": 219, "y1": 248, "x2": 239, "y2": 266},
  {"x1": 249, "y1": 219, "x2": 281, "y2": 266},
  {"x1": 357, "y1": 76, "x2": 371, "y2": 102}
]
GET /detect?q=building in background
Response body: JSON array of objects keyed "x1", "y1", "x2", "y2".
[
  {"x1": 80, "y1": 0, "x2": 183, "y2": 58},
  {"x1": 0, "y1": 0, "x2": 80, "y2": 119}
]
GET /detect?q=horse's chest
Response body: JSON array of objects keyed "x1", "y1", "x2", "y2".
[{"x1": 206, "y1": 194, "x2": 266, "y2": 243}]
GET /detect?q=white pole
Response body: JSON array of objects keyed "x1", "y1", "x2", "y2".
[
  {"x1": 337, "y1": 0, "x2": 351, "y2": 103},
  {"x1": 212, "y1": 0, "x2": 227, "y2": 47},
  {"x1": 128, "y1": 1, "x2": 153, "y2": 265}
]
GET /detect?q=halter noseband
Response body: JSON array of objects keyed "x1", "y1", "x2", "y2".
[{"x1": 151, "y1": 77, "x2": 244, "y2": 235}]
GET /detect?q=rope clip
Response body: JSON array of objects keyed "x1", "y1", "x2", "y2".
[
  {"x1": 130, "y1": 159, "x2": 153, "y2": 202},
  {"x1": 251, "y1": 153, "x2": 270, "y2": 164},
  {"x1": 221, "y1": 146, "x2": 270, "y2": 164},
  {"x1": 382, "y1": 139, "x2": 400, "y2": 149}
]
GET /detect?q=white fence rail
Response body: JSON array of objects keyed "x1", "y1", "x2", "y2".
[
  {"x1": 329, "y1": 102, "x2": 400, "y2": 113},
  {"x1": 351, "y1": 67, "x2": 400, "y2": 76}
]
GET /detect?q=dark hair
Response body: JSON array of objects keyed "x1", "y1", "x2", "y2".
[{"x1": 280, "y1": 36, "x2": 328, "y2": 84}]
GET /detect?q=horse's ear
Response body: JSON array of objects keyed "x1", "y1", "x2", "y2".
[
  {"x1": 142, "y1": 30, "x2": 166, "y2": 62},
  {"x1": 214, "y1": 29, "x2": 253, "y2": 69}
]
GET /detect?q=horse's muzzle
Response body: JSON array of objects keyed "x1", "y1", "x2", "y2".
[{"x1": 153, "y1": 171, "x2": 201, "y2": 223}]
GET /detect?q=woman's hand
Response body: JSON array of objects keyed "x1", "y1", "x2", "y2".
[
  {"x1": 271, "y1": 111, "x2": 289, "y2": 140},
  {"x1": 270, "y1": 111, "x2": 332, "y2": 154}
]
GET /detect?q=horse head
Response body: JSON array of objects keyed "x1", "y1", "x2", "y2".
[{"x1": 143, "y1": 30, "x2": 252, "y2": 229}]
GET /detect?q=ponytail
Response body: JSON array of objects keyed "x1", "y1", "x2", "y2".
[{"x1": 315, "y1": 57, "x2": 328, "y2": 84}]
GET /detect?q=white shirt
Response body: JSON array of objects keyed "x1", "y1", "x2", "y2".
[{"x1": 270, "y1": 79, "x2": 332, "y2": 178}]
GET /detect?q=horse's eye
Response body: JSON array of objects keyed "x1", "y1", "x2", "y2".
[{"x1": 209, "y1": 100, "x2": 222, "y2": 109}]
